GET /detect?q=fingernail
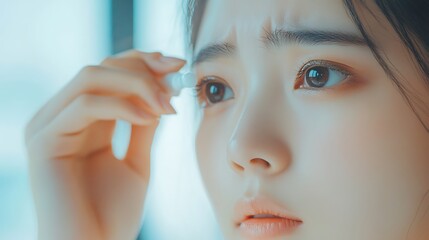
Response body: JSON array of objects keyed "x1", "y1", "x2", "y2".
[
  {"x1": 158, "y1": 92, "x2": 177, "y2": 114},
  {"x1": 159, "y1": 56, "x2": 185, "y2": 65}
]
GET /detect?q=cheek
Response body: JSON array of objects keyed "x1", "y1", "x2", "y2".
[
  {"x1": 195, "y1": 116, "x2": 240, "y2": 227},
  {"x1": 195, "y1": 112, "x2": 230, "y2": 183},
  {"x1": 297, "y1": 86, "x2": 429, "y2": 238},
  {"x1": 195, "y1": 120, "x2": 223, "y2": 188},
  {"x1": 195, "y1": 99, "x2": 242, "y2": 194}
]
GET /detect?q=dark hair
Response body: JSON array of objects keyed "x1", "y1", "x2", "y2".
[{"x1": 184, "y1": 0, "x2": 429, "y2": 131}]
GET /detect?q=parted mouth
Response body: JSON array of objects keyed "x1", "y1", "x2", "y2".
[
  {"x1": 241, "y1": 212, "x2": 302, "y2": 222},
  {"x1": 234, "y1": 195, "x2": 302, "y2": 225},
  {"x1": 249, "y1": 214, "x2": 285, "y2": 219},
  {"x1": 234, "y1": 196, "x2": 303, "y2": 238}
]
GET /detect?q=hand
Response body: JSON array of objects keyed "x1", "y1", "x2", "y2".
[{"x1": 24, "y1": 50, "x2": 186, "y2": 240}]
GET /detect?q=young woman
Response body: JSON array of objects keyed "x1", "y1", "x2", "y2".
[{"x1": 25, "y1": 0, "x2": 429, "y2": 239}]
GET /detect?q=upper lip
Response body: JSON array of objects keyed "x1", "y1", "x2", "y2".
[{"x1": 234, "y1": 195, "x2": 303, "y2": 226}]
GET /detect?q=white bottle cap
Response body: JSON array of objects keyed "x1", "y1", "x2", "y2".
[{"x1": 164, "y1": 72, "x2": 197, "y2": 96}]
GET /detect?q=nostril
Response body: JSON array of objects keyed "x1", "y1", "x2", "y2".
[
  {"x1": 250, "y1": 158, "x2": 271, "y2": 168},
  {"x1": 230, "y1": 158, "x2": 272, "y2": 173},
  {"x1": 232, "y1": 161, "x2": 245, "y2": 171}
]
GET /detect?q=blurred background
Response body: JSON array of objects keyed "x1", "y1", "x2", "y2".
[{"x1": 0, "y1": 0, "x2": 223, "y2": 239}]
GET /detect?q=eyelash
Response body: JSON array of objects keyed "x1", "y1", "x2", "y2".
[
  {"x1": 192, "y1": 76, "x2": 222, "y2": 108},
  {"x1": 294, "y1": 59, "x2": 352, "y2": 90},
  {"x1": 192, "y1": 59, "x2": 354, "y2": 107}
]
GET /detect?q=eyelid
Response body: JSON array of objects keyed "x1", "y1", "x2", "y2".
[
  {"x1": 297, "y1": 59, "x2": 352, "y2": 77},
  {"x1": 197, "y1": 75, "x2": 219, "y2": 84},
  {"x1": 294, "y1": 59, "x2": 353, "y2": 90},
  {"x1": 195, "y1": 75, "x2": 221, "y2": 93}
]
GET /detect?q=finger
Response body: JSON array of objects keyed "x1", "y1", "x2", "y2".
[
  {"x1": 101, "y1": 52, "x2": 186, "y2": 95},
  {"x1": 47, "y1": 94, "x2": 160, "y2": 136},
  {"x1": 143, "y1": 54, "x2": 186, "y2": 73},
  {"x1": 26, "y1": 66, "x2": 175, "y2": 140},
  {"x1": 71, "y1": 66, "x2": 174, "y2": 115},
  {"x1": 100, "y1": 56, "x2": 170, "y2": 94},
  {"x1": 112, "y1": 50, "x2": 186, "y2": 74},
  {"x1": 123, "y1": 123, "x2": 159, "y2": 179},
  {"x1": 25, "y1": 50, "x2": 182, "y2": 142},
  {"x1": 27, "y1": 127, "x2": 82, "y2": 160}
]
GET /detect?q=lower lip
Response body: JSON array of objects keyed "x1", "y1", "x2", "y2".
[{"x1": 238, "y1": 218, "x2": 302, "y2": 239}]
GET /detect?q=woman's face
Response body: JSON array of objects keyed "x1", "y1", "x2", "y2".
[{"x1": 193, "y1": 0, "x2": 429, "y2": 239}]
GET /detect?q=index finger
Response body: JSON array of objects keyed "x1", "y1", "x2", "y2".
[{"x1": 113, "y1": 50, "x2": 186, "y2": 74}]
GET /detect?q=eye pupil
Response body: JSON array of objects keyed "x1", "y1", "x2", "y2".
[
  {"x1": 306, "y1": 66, "x2": 329, "y2": 87},
  {"x1": 206, "y1": 82, "x2": 225, "y2": 103}
]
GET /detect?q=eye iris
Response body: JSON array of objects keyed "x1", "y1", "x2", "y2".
[
  {"x1": 306, "y1": 66, "x2": 329, "y2": 87},
  {"x1": 205, "y1": 82, "x2": 225, "y2": 103}
]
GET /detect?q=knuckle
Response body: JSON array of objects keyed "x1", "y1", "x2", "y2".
[
  {"x1": 148, "y1": 51, "x2": 162, "y2": 58},
  {"x1": 129, "y1": 49, "x2": 141, "y2": 55},
  {"x1": 79, "y1": 65, "x2": 101, "y2": 78},
  {"x1": 116, "y1": 49, "x2": 141, "y2": 58},
  {"x1": 76, "y1": 65, "x2": 102, "y2": 88},
  {"x1": 100, "y1": 57, "x2": 116, "y2": 66}
]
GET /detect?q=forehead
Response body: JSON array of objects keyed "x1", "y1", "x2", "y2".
[{"x1": 194, "y1": 0, "x2": 360, "y2": 53}]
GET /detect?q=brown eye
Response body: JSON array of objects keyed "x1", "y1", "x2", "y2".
[
  {"x1": 296, "y1": 60, "x2": 351, "y2": 90},
  {"x1": 194, "y1": 77, "x2": 234, "y2": 107},
  {"x1": 206, "y1": 82, "x2": 226, "y2": 104},
  {"x1": 306, "y1": 66, "x2": 330, "y2": 88}
]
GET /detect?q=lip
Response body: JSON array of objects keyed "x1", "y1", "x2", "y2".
[{"x1": 234, "y1": 196, "x2": 303, "y2": 239}]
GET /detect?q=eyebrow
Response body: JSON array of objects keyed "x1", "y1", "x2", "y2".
[
  {"x1": 192, "y1": 42, "x2": 235, "y2": 67},
  {"x1": 262, "y1": 28, "x2": 367, "y2": 47},
  {"x1": 192, "y1": 29, "x2": 368, "y2": 66}
]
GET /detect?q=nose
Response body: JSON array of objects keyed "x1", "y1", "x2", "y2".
[{"x1": 226, "y1": 104, "x2": 292, "y2": 177}]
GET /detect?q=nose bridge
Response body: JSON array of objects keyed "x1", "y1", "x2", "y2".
[
  {"x1": 238, "y1": 68, "x2": 285, "y2": 132},
  {"x1": 227, "y1": 85, "x2": 291, "y2": 177}
]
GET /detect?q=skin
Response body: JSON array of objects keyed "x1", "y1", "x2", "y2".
[
  {"x1": 193, "y1": 0, "x2": 429, "y2": 239},
  {"x1": 26, "y1": 0, "x2": 429, "y2": 240},
  {"x1": 25, "y1": 51, "x2": 184, "y2": 240}
]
